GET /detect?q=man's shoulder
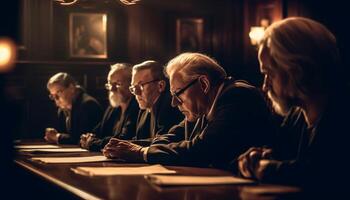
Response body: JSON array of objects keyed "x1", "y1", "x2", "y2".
[
  {"x1": 126, "y1": 98, "x2": 140, "y2": 116},
  {"x1": 219, "y1": 80, "x2": 261, "y2": 102},
  {"x1": 225, "y1": 79, "x2": 257, "y2": 93},
  {"x1": 79, "y1": 92, "x2": 100, "y2": 106},
  {"x1": 74, "y1": 92, "x2": 101, "y2": 114},
  {"x1": 158, "y1": 91, "x2": 180, "y2": 115}
]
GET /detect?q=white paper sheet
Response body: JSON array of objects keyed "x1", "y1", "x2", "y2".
[
  {"x1": 15, "y1": 145, "x2": 60, "y2": 149},
  {"x1": 19, "y1": 148, "x2": 88, "y2": 153},
  {"x1": 31, "y1": 155, "x2": 111, "y2": 163},
  {"x1": 145, "y1": 175, "x2": 254, "y2": 186},
  {"x1": 71, "y1": 164, "x2": 176, "y2": 176}
]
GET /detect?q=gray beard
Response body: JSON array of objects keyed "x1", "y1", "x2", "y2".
[{"x1": 109, "y1": 93, "x2": 123, "y2": 108}]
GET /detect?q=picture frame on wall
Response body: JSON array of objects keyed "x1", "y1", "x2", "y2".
[
  {"x1": 69, "y1": 13, "x2": 107, "y2": 58},
  {"x1": 176, "y1": 18, "x2": 204, "y2": 54}
]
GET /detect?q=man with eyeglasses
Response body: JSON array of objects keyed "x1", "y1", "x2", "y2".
[
  {"x1": 79, "y1": 63, "x2": 140, "y2": 151},
  {"x1": 45, "y1": 72, "x2": 102, "y2": 144},
  {"x1": 127, "y1": 60, "x2": 183, "y2": 144},
  {"x1": 103, "y1": 53, "x2": 276, "y2": 168},
  {"x1": 102, "y1": 60, "x2": 183, "y2": 153}
]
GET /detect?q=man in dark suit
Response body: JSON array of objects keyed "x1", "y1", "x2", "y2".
[
  {"x1": 237, "y1": 17, "x2": 350, "y2": 197},
  {"x1": 101, "y1": 60, "x2": 184, "y2": 159},
  {"x1": 103, "y1": 53, "x2": 275, "y2": 168},
  {"x1": 80, "y1": 63, "x2": 140, "y2": 151},
  {"x1": 44, "y1": 72, "x2": 102, "y2": 144},
  {"x1": 128, "y1": 60, "x2": 183, "y2": 145}
]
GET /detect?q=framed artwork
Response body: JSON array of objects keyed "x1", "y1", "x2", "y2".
[
  {"x1": 69, "y1": 13, "x2": 107, "y2": 58},
  {"x1": 176, "y1": 18, "x2": 204, "y2": 54}
]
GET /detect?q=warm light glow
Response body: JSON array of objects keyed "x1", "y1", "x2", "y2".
[
  {"x1": 102, "y1": 15, "x2": 107, "y2": 32},
  {"x1": 54, "y1": 0, "x2": 78, "y2": 6},
  {"x1": 119, "y1": 0, "x2": 140, "y2": 5},
  {"x1": 0, "y1": 38, "x2": 16, "y2": 72},
  {"x1": 249, "y1": 26, "x2": 265, "y2": 46},
  {"x1": 54, "y1": 0, "x2": 141, "y2": 6}
]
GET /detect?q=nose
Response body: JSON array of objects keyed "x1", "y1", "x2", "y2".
[
  {"x1": 262, "y1": 75, "x2": 269, "y2": 93},
  {"x1": 171, "y1": 96, "x2": 180, "y2": 107}
]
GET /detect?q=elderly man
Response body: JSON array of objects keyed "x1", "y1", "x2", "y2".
[
  {"x1": 237, "y1": 17, "x2": 350, "y2": 195},
  {"x1": 45, "y1": 72, "x2": 102, "y2": 144},
  {"x1": 80, "y1": 63, "x2": 140, "y2": 151},
  {"x1": 127, "y1": 60, "x2": 183, "y2": 144},
  {"x1": 103, "y1": 53, "x2": 276, "y2": 168}
]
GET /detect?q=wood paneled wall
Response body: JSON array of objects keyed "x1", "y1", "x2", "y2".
[{"x1": 10, "y1": 0, "x2": 350, "y2": 138}]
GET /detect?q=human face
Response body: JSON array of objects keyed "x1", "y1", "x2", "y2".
[
  {"x1": 106, "y1": 69, "x2": 132, "y2": 108},
  {"x1": 48, "y1": 83, "x2": 74, "y2": 110},
  {"x1": 130, "y1": 69, "x2": 162, "y2": 110},
  {"x1": 258, "y1": 45, "x2": 293, "y2": 116},
  {"x1": 170, "y1": 73, "x2": 206, "y2": 122}
]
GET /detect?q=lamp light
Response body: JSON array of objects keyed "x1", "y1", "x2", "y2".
[
  {"x1": 249, "y1": 26, "x2": 265, "y2": 45},
  {"x1": 54, "y1": 0, "x2": 140, "y2": 6}
]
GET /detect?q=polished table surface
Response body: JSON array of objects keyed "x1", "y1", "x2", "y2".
[{"x1": 14, "y1": 140, "x2": 301, "y2": 200}]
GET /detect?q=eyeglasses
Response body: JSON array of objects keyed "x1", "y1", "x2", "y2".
[
  {"x1": 171, "y1": 78, "x2": 199, "y2": 104},
  {"x1": 129, "y1": 79, "x2": 160, "y2": 95},
  {"x1": 48, "y1": 89, "x2": 64, "y2": 101},
  {"x1": 105, "y1": 82, "x2": 122, "y2": 91}
]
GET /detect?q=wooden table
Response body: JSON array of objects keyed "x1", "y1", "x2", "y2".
[{"x1": 13, "y1": 140, "x2": 302, "y2": 200}]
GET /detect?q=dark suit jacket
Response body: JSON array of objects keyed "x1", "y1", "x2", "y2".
[
  {"x1": 260, "y1": 90, "x2": 350, "y2": 195},
  {"x1": 151, "y1": 119, "x2": 196, "y2": 145},
  {"x1": 57, "y1": 88, "x2": 102, "y2": 144},
  {"x1": 146, "y1": 78, "x2": 276, "y2": 169},
  {"x1": 132, "y1": 90, "x2": 183, "y2": 146},
  {"x1": 87, "y1": 98, "x2": 140, "y2": 151}
]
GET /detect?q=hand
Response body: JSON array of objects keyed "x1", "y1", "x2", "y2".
[
  {"x1": 254, "y1": 159, "x2": 272, "y2": 180},
  {"x1": 238, "y1": 147, "x2": 272, "y2": 179},
  {"x1": 80, "y1": 133, "x2": 96, "y2": 149},
  {"x1": 102, "y1": 138, "x2": 143, "y2": 162},
  {"x1": 44, "y1": 128, "x2": 59, "y2": 144}
]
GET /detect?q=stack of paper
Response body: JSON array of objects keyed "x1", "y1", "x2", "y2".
[
  {"x1": 145, "y1": 175, "x2": 254, "y2": 186},
  {"x1": 15, "y1": 144, "x2": 59, "y2": 149},
  {"x1": 31, "y1": 155, "x2": 112, "y2": 164},
  {"x1": 19, "y1": 148, "x2": 88, "y2": 153},
  {"x1": 71, "y1": 164, "x2": 176, "y2": 176}
]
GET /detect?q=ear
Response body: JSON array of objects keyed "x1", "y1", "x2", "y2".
[
  {"x1": 158, "y1": 80, "x2": 166, "y2": 92},
  {"x1": 198, "y1": 76, "x2": 210, "y2": 94}
]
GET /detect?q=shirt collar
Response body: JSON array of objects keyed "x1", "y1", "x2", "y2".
[{"x1": 206, "y1": 81, "x2": 225, "y2": 121}]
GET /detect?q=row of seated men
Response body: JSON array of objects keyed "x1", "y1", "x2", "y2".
[
  {"x1": 43, "y1": 17, "x2": 349, "y2": 197},
  {"x1": 45, "y1": 60, "x2": 184, "y2": 149}
]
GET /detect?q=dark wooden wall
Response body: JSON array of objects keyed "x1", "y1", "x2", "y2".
[{"x1": 7, "y1": 0, "x2": 350, "y2": 138}]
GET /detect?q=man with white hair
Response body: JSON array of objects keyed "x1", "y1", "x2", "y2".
[
  {"x1": 238, "y1": 17, "x2": 350, "y2": 195},
  {"x1": 103, "y1": 53, "x2": 276, "y2": 168},
  {"x1": 80, "y1": 63, "x2": 139, "y2": 151}
]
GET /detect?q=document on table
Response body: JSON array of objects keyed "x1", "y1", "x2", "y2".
[
  {"x1": 31, "y1": 155, "x2": 112, "y2": 164},
  {"x1": 15, "y1": 145, "x2": 60, "y2": 149},
  {"x1": 145, "y1": 175, "x2": 254, "y2": 186},
  {"x1": 71, "y1": 164, "x2": 176, "y2": 176},
  {"x1": 19, "y1": 148, "x2": 88, "y2": 153}
]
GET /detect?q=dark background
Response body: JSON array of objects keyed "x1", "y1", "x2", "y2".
[{"x1": 2, "y1": 0, "x2": 349, "y2": 140}]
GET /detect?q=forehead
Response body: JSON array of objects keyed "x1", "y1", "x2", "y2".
[
  {"x1": 108, "y1": 69, "x2": 128, "y2": 82},
  {"x1": 132, "y1": 69, "x2": 153, "y2": 82},
  {"x1": 48, "y1": 83, "x2": 65, "y2": 93},
  {"x1": 258, "y1": 45, "x2": 271, "y2": 72},
  {"x1": 169, "y1": 72, "x2": 185, "y2": 91}
]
